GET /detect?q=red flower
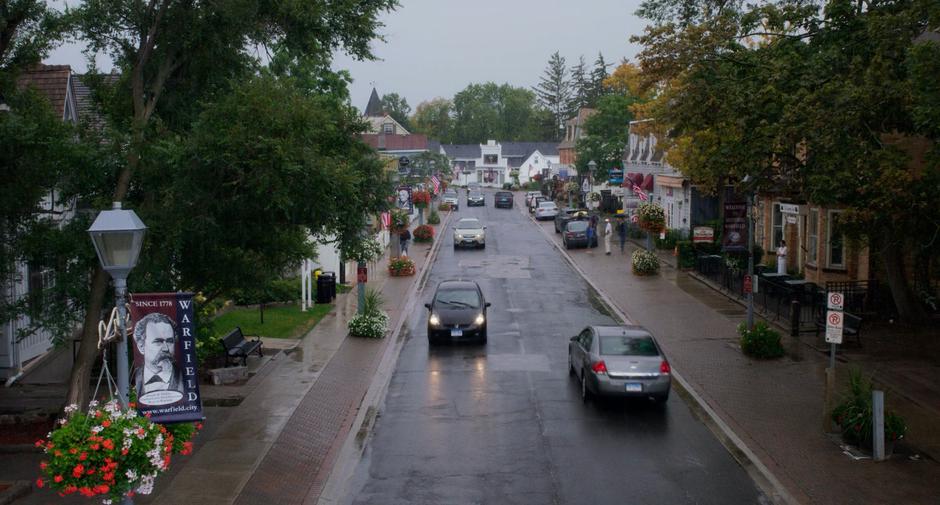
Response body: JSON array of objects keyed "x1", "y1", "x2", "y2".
[
  {"x1": 103, "y1": 472, "x2": 114, "y2": 482},
  {"x1": 137, "y1": 428, "x2": 146, "y2": 437},
  {"x1": 35, "y1": 478, "x2": 44, "y2": 488},
  {"x1": 144, "y1": 412, "x2": 152, "y2": 419},
  {"x1": 101, "y1": 420, "x2": 111, "y2": 428},
  {"x1": 72, "y1": 464, "x2": 84, "y2": 478},
  {"x1": 78, "y1": 452, "x2": 88, "y2": 461},
  {"x1": 126, "y1": 491, "x2": 135, "y2": 498},
  {"x1": 79, "y1": 486, "x2": 94, "y2": 497},
  {"x1": 195, "y1": 422, "x2": 204, "y2": 430},
  {"x1": 90, "y1": 443, "x2": 100, "y2": 450},
  {"x1": 39, "y1": 461, "x2": 47, "y2": 470},
  {"x1": 120, "y1": 448, "x2": 128, "y2": 456},
  {"x1": 53, "y1": 475, "x2": 63, "y2": 483},
  {"x1": 34, "y1": 440, "x2": 44, "y2": 448},
  {"x1": 54, "y1": 450, "x2": 62, "y2": 457},
  {"x1": 69, "y1": 448, "x2": 78, "y2": 455},
  {"x1": 181, "y1": 441, "x2": 194, "y2": 455},
  {"x1": 102, "y1": 439, "x2": 114, "y2": 450},
  {"x1": 64, "y1": 485, "x2": 77, "y2": 494},
  {"x1": 128, "y1": 402, "x2": 136, "y2": 409}
]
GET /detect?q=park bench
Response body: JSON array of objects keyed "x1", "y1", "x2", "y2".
[
  {"x1": 815, "y1": 312, "x2": 863, "y2": 346},
  {"x1": 221, "y1": 327, "x2": 263, "y2": 366}
]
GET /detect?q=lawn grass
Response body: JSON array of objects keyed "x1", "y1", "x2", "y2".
[{"x1": 211, "y1": 303, "x2": 333, "y2": 339}]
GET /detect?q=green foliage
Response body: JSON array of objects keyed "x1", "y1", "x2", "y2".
[
  {"x1": 411, "y1": 98, "x2": 454, "y2": 143},
  {"x1": 737, "y1": 321, "x2": 784, "y2": 359},
  {"x1": 637, "y1": 203, "x2": 666, "y2": 232},
  {"x1": 534, "y1": 51, "x2": 573, "y2": 141},
  {"x1": 832, "y1": 369, "x2": 907, "y2": 447},
  {"x1": 381, "y1": 92, "x2": 411, "y2": 130},
  {"x1": 0, "y1": 0, "x2": 68, "y2": 75},
  {"x1": 388, "y1": 257, "x2": 415, "y2": 276},
  {"x1": 427, "y1": 209, "x2": 441, "y2": 224},
  {"x1": 230, "y1": 277, "x2": 299, "y2": 305},
  {"x1": 575, "y1": 93, "x2": 637, "y2": 178},
  {"x1": 677, "y1": 240, "x2": 696, "y2": 268},
  {"x1": 413, "y1": 224, "x2": 434, "y2": 243},
  {"x1": 212, "y1": 303, "x2": 331, "y2": 340},
  {"x1": 631, "y1": 250, "x2": 660, "y2": 275},
  {"x1": 348, "y1": 312, "x2": 389, "y2": 339},
  {"x1": 450, "y1": 82, "x2": 550, "y2": 143},
  {"x1": 361, "y1": 287, "x2": 385, "y2": 317},
  {"x1": 525, "y1": 181, "x2": 542, "y2": 191},
  {"x1": 655, "y1": 229, "x2": 682, "y2": 250}
]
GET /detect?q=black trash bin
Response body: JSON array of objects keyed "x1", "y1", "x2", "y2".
[{"x1": 316, "y1": 272, "x2": 334, "y2": 304}]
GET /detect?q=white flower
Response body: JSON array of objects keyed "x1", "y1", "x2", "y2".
[
  {"x1": 88, "y1": 400, "x2": 99, "y2": 410},
  {"x1": 91, "y1": 425, "x2": 104, "y2": 433},
  {"x1": 102, "y1": 499, "x2": 112, "y2": 505},
  {"x1": 126, "y1": 469, "x2": 137, "y2": 480},
  {"x1": 64, "y1": 404, "x2": 78, "y2": 414}
]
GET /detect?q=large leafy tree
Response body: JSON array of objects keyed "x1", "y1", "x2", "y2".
[
  {"x1": 451, "y1": 82, "x2": 548, "y2": 143},
  {"x1": 60, "y1": 0, "x2": 398, "y2": 406},
  {"x1": 633, "y1": 0, "x2": 940, "y2": 323},
  {"x1": 533, "y1": 51, "x2": 572, "y2": 140},
  {"x1": 381, "y1": 92, "x2": 411, "y2": 131},
  {"x1": 411, "y1": 97, "x2": 453, "y2": 142},
  {"x1": 575, "y1": 93, "x2": 637, "y2": 181}
]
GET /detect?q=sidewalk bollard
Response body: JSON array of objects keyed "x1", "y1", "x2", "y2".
[
  {"x1": 873, "y1": 390, "x2": 885, "y2": 461},
  {"x1": 790, "y1": 300, "x2": 801, "y2": 337}
]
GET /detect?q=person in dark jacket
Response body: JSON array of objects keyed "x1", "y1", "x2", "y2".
[
  {"x1": 400, "y1": 228, "x2": 411, "y2": 256},
  {"x1": 616, "y1": 216, "x2": 628, "y2": 254}
]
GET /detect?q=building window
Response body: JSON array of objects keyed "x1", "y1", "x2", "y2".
[
  {"x1": 382, "y1": 123, "x2": 394, "y2": 134},
  {"x1": 483, "y1": 154, "x2": 498, "y2": 164},
  {"x1": 827, "y1": 210, "x2": 845, "y2": 268},
  {"x1": 772, "y1": 203, "x2": 783, "y2": 249},
  {"x1": 807, "y1": 209, "x2": 819, "y2": 265}
]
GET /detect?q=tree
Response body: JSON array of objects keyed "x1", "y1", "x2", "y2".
[
  {"x1": 381, "y1": 92, "x2": 411, "y2": 131},
  {"x1": 575, "y1": 93, "x2": 637, "y2": 181},
  {"x1": 633, "y1": 0, "x2": 940, "y2": 323},
  {"x1": 587, "y1": 52, "x2": 611, "y2": 107},
  {"x1": 62, "y1": 0, "x2": 399, "y2": 407},
  {"x1": 451, "y1": 82, "x2": 549, "y2": 143},
  {"x1": 0, "y1": 0, "x2": 66, "y2": 77},
  {"x1": 411, "y1": 98, "x2": 453, "y2": 142},
  {"x1": 569, "y1": 55, "x2": 590, "y2": 111},
  {"x1": 533, "y1": 51, "x2": 572, "y2": 141}
]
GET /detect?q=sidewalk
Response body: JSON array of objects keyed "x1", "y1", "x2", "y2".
[
  {"x1": 5, "y1": 214, "x2": 448, "y2": 505},
  {"x1": 537, "y1": 221, "x2": 940, "y2": 504}
]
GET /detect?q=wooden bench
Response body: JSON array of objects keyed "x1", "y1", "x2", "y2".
[
  {"x1": 221, "y1": 327, "x2": 263, "y2": 366},
  {"x1": 815, "y1": 312, "x2": 863, "y2": 346}
]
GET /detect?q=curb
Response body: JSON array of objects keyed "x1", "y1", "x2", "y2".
[
  {"x1": 528, "y1": 213, "x2": 799, "y2": 505},
  {"x1": 316, "y1": 210, "x2": 452, "y2": 505},
  {"x1": 0, "y1": 481, "x2": 31, "y2": 505}
]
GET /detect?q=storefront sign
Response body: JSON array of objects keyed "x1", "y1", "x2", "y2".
[
  {"x1": 722, "y1": 202, "x2": 748, "y2": 252},
  {"x1": 779, "y1": 203, "x2": 799, "y2": 214},
  {"x1": 693, "y1": 226, "x2": 715, "y2": 243},
  {"x1": 357, "y1": 266, "x2": 368, "y2": 283},
  {"x1": 129, "y1": 292, "x2": 203, "y2": 423}
]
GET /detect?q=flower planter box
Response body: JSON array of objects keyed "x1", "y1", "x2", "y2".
[{"x1": 389, "y1": 266, "x2": 416, "y2": 277}]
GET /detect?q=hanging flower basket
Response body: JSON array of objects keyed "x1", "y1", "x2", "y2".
[
  {"x1": 388, "y1": 257, "x2": 416, "y2": 277},
  {"x1": 35, "y1": 401, "x2": 201, "y2": 502},
  {"x1": 636, "y1": 202, "x2": 666, "y2": 232},
  {"x1": 412, "y1": 191, "x2": 432, "y2": 209},
  {"x1": 389, "y1": 209, "x2": 410, "y2": 231}
]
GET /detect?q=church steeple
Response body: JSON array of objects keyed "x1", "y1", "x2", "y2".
[{"x1": 364, "y1": 88, "x2": 383, "y2": 117}]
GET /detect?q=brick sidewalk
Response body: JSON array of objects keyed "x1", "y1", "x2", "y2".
[{"x1": 534, "y1": 218, "x2": 940, "y2": 505}]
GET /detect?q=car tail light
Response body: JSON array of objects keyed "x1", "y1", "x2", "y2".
[
  {"x1": 660, "y1": 360, "x2": 671, "y2": 374},
  {"x1": 591, "y1": 361, "x2": 608, "y2": 375},
  {"x1": 566, "y1": 232, "x2": 575, "y2": 238}
]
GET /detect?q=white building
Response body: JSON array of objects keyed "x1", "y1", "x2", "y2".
[{"x1": 440, "y1": 140, "x2": 559, "y2": 187}]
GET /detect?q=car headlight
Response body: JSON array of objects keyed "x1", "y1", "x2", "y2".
[
  {"x1": 429, "y1": 314, "x2": 441, "y2": 326},
  {"x1": 474, "y1": 313, "x2": 485, "y2": 325}
]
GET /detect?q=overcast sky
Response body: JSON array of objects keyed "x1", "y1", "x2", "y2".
[{"x1": 47, "y1": 0, "x2": 648, "y2": 113}]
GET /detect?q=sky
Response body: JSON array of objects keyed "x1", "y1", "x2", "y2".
[{"x1": 46, "y1": 0, "x2": 649, "y2": 113}]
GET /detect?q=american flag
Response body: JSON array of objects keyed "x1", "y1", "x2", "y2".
[
  {"x1": 632, "y1": 184, "x2": 648, "y2": 201},
  {"x1": 430, "y1": 175, "x2": 441, "y2": 193},
  {"x1": 380, "y1": 212, "x2": 391, "y2": 229}
]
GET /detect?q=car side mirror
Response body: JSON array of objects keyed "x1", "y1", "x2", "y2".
[
  {"x1": 485, "y1": 302, "x2": 491, "y2": 308},
  {"x1": 424, "y1": 303, "x2": 431, "y2": 310},
  {"x1": 570, "y1": 336, "x2": 578, "y2": 342}
]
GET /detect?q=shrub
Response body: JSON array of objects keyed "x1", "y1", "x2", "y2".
[
  {"x1": 502, "y1": 182, "x2": 513, "y2": 189},
  {"x1": 737, "y1": 321, "x2": 784, "y2": 359},
  {"x1": 525, "y1": 181, "x2": 541, "y2": 191},
  {"x1": 654, "y1": 228, "x2": 682, "y2": 250},
  {"x1": 437, "y1": 202, "x2": 452, "y2": 212},
  {"x1": 413, "y1": 224, "x2": 434, "y2": 242},
  {"x1": 831, "y1": 369, "x2": 907, "y2": 447},
  {"x1": 231, "y1": 276, "x2": 299, "y2": 305},
  {"x1": 348, "y1": 312, "x2": 389, "y2": 338},
  {"x1": 631, "y1": 250, "x2": 660, "y2": 275},
  {"x1": 677, "y1": 240, "x2": 696, "y2": 269},
  {"x1": 694, "y1": 241, "x2": 721, "y2": 255},
  {"x1": 511, "y1": 184, "x2": 521, "y2": 191},
  {"x1": 428, "y1": 209, "x2": 441, "y2": 224}
]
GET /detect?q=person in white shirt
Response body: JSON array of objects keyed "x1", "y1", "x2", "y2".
[
  {"x1": 604, "y1": 218, "x2": 613, "y2": 255},
  {"x1": 776, "y1": 240, "x2": 788, "y2": 275}
]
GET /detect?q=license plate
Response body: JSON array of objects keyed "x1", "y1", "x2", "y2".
[
  {"x1": 451, "y1": 329, "x2": 463, "y2": 337},
  {"x1": 625, "y1": 383, "x2": 643, "y2": 392}
]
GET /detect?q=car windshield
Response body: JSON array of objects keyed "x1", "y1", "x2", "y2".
[
  {"x1": 435, "y1": 289, "x2": 480, "y2": 308},
  {"x1": 444, "y1": 191, "x2": 457, "y2": 197},
  {"x1": 599, "y1": 335, "x2": 659, "y2": 356},
  {"x1": 497, "y1": 193, "x2": 511, "y2": 198},
  {"x1": 567, "y1": 221, "x2": 588, "y2": 232},
  {"x1": 469, "y1": 193, "x2": 483, "y2": 199},
  {"x1": 457, "y1": 220, "x2": 482, "y2": 230}
]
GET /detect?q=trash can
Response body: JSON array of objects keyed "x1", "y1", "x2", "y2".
[{"x1": 317, "y1": 271, "x2": 336, "y2": 303}]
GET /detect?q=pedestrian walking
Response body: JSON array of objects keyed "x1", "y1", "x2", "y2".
[
  {"x1": 616, "y1": 216, "x2": 627, "y2": 254},
  {"x1": 603, "y1": 218, "x2": 613, "y2": 255},
  {"x1": 588, "y1": 214, "x2": 599, "y2": 248},
  {"x1": 400, "y1": 228, "x2": 411, "y2": 257}
]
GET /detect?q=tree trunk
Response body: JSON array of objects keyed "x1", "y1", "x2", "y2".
[
  {"x1": 65, "y1": 267, "x2": 110, "y2": 407},
  {"x1": 881, "y1": 238, "x2": 927, "y2": 324}
]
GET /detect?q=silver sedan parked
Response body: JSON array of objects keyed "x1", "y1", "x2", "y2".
[{"x1": 568, "y1": 325, "x2": 671, "y2": 403}]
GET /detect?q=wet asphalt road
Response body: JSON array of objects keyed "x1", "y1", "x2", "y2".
[{"x1": 347, "y1": 190, "x2": 764, "y2": 505}]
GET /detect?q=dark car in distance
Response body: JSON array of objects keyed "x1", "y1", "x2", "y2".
[
  {"x1": 554, "y1": 207, "x2": 586, "y2": 233},
  {"x1": 494, "y1": 191, "x2": 514, "y2": 208},
  {"x1": 425, "y1": 280, "x2": 491, "y2": 344},
  {"x1": 467, "y1": 191, "x2": 485, "y2": 207},
  {"x1": 563, "y1": 220, "x2": 598, "y2": 249}
]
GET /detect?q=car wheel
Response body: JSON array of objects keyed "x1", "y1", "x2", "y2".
[
  {"x1": 479, "y1": 328, "x2": 487, "y2": 345},
  {"x1": 480, "y1": 243, "x2": 485, "y2": 249},
  {"x1": 580, "y1": 372, "x2": 591, "y2": 403}
]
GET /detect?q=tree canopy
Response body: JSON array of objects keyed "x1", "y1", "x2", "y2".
[{"x1": 381, "y1": 92, "x2": 411, "y2": 131}]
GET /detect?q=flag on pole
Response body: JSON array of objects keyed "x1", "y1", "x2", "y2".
[
  {"x1": 380, "y1": 212, "x2": 391, "y2": 229},
  {"x1": 632, "y1": 184, "x2": 648, "y2": 201},
  {"x1": 430, "y1": 175, "x2": 440, "y2": 193}
]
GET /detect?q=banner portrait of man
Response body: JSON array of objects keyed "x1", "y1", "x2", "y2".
[{"x1": 133, "y1": 312, "x2": 185, "y2": 400}]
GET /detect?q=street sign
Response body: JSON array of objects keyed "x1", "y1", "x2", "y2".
[
  {"x1": 581, "y1": 179, "x2": 590, "y2": 193},
  {"x1": 743, "y1": 275, "x2": 752, "y2": 294},
  {"x1": 825, "y1": 310, "x2": 844, "y2": 344},
  {"x1": 630, "y1": 215, "x2": 638, "y2": 223},
  {"x1": 779, "y1": 203, "x2": 799, "y2": 214},
  {"x1": 398, "y1": 156, "x2": 410, "y2": 167},
  {"x1": 357, "y1": 266, "x2": 367, "y2": 283},
  {"x1": 827, "y1": 292, "x2": 844, "y2": 311}
]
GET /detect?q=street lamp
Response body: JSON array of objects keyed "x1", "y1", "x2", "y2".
[
  {"x1": 585, "y1": 160, "x2": 597, "y2": 206},
  {"x1": 88, "y1": 202, "x2": 147, "y2": 406},
  {"x1": 741, "y1": 175, "x2": 757, "y2": 331}
]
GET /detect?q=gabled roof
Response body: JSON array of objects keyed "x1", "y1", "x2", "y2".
[
  {"x1": 364, "y1": 114, "x2": 410, "y2": 135},
  {"x1": 501, "y1": 142, "x2": 559, "y2": 157},
  {"x1": 72, "y1": 74, "x2": 120, "y2": 129},
  {"x1": 15, "y1": 64, "x2": 75, "y2": 121},
  {"x1": 360, "y1": 133, "x2": 429, "y2": 151},
  {"x1": 364, "y1": 88, "x2": 383, "y2": 117},
  {"x1": 441, "y1": 144, "x2": 482, "y2": 159}
]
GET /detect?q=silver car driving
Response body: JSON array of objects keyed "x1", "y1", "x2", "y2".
[
  {"x1": 453, "y1": 217, "x2": 486, "y2": 249},
  {"x1": 568, "y1": 325, "x2": 671, "y2": 403}
]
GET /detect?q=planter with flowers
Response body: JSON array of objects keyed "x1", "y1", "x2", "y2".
[
  {"x1": 35, "y1": 400, "x2": 201, "y2": 502},
  {"x1": 388, "y1": 257, "x2": 416, "y2": 277},
  {"x1": 631, "y1": 250, "x2": 660, "y2": 276},
  {"x1": 636, "y1": 202, "x2": 666, "y2": 233},
  {"x1": 437, "y1": 202, "x2": 452, "y2": 212},
  {"x1": 831, "y1": 369, "x2": 906, "y2": 455},
  {"x1": 413, "y1": 225, "x2": 434, "y2": 243},
  {"x1": 389, "y1": 209, "x2": 410, "y2": 232}
]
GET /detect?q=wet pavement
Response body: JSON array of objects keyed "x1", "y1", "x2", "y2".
[{"x1": 344, "y1": 192, "x2": 764, "y2": 504}]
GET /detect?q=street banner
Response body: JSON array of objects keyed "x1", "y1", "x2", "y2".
[
  {"x1": 632, "y1": 184, "x2": 648, "y2": 201},
  {"x1": 129, "y1": 292, "x2": 203, "y2": 423},
  {"x1": 396, "y1": 185, "x2": 413, "y2": 213},
  {"x1": 722, "y1": 202, "x2": 748, "y2": 252}
]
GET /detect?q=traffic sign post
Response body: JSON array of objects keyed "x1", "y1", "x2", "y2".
[
  {"x1": 823, "y1": 292, "x2": 844, "y2": 433},
  {"x1": 825, "y1": 310, "x2": 844, "y2": 344},
  {"x1": 357, "y1": 266, "x2": 368, "y2": 283}
]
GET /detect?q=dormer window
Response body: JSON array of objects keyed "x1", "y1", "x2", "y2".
[
  {"x1": 484, "y1": 154, "x2": 498, "y2": 164},
  {"x1": 383, "y1": 123, "x2": 394, "y2": 134}
]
